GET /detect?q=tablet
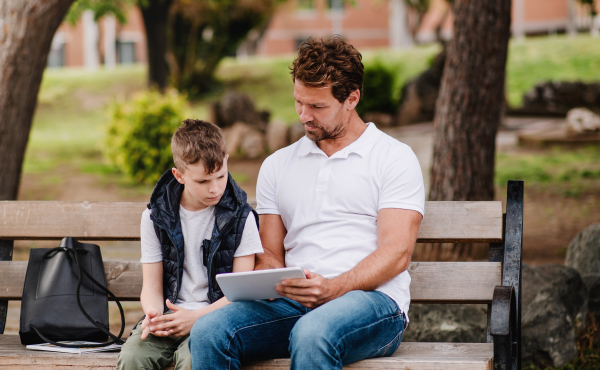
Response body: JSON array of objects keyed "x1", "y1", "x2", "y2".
[{"x1": 216, "y1": 267, "x2": 306, "y2": 302}]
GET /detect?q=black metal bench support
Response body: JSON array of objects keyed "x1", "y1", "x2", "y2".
[
  {"x1": 489, "y1": 180, "x2": 523, "y2": 370},
  {"x1": 0, "y1": 239, "x2": 14, "y2": 334}
]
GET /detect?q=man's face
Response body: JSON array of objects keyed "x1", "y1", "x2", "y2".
[
  {"x1": 172, "y1": 156, "x2": 229, "y2": 210},
  {"x1": 293, "y1": 80, "x2": 350, "y2": 142}
]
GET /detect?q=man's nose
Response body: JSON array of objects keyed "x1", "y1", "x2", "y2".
[{"x1": 298, "y1": 106, "x2": 312, "y2": 123}]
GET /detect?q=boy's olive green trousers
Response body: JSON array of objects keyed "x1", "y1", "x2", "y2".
[{"x1": 116, "y1": 316, "x2": 191, "y2": 370}]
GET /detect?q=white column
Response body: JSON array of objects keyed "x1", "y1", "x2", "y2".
[
  {"x1": 389, "y1": 0, "x2": 413, "y2": 48},
  {"x1": 82, "y1": 10, "x2": 99, "y2": 70},
  {"x1": 567, "y1": 0, "x2": 577, "y2": 37},
  {"x1": 512, "y1": 0, "x2": 525, "y2": 41},
  {"x1": 591, "y1": 14, "x2": 600, "y2": 37},
  {"x1": 103, "y1": 15, "x2": 116, "y2": 69},
  {"x1": 331, "y1": 0, "x2": 343, "y2": 36}
]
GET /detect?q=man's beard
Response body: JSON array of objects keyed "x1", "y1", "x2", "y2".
[{"x1": 304, "y1": 120, "x2": 345, "y2": 142}]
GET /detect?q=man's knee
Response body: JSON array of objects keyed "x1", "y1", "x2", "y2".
[{"x1": 289, "y1": 315, "x2": 337, "y2": 353}]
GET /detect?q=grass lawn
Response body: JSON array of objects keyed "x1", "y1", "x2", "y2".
[{"x1": 22, "y1": 34, "x2": 600, "y2": 189}]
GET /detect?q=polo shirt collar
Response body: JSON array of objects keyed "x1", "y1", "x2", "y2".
[{"x1": 297, "y1": 122, "x2": 382, "y2": 158}]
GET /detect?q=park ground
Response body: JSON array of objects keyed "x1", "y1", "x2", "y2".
[{"x1": 4, "y1": 35, "x2": 600, "y2": 338}]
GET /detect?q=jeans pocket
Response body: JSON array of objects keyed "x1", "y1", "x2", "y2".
[{"x1": 372, "y1": 329, "x2": 403, "y2": 358}]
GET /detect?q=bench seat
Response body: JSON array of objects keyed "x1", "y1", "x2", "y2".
[{"x1": 0, "y1": 335, "x2": 493, "y2": 370}]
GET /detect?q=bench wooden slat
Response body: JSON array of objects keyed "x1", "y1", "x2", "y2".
[
  {"x1": 0, "y1": 201, "x2": 503, "y2": 243},
  {"x1": 0, "y1": 335, "x2": 492, "y2": 370},
  {"x1": 0, "y1": 261, "x2": 501, "y2": 303}
]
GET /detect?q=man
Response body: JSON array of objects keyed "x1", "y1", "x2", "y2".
[{"x1": 188, "y1": 35, "x2": 424, "y2": 370}]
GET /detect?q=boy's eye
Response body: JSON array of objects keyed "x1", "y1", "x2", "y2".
[
  {"x1": 219, "y1": 175, "x2": 225, "y2": 179},
  {"x1": 198, "y1": 180, "x2": 207, "y2": 184}
]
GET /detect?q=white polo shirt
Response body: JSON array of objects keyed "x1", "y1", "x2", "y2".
[{"x1": 256, "y1": 122, "x2": 424, "y2": 317}]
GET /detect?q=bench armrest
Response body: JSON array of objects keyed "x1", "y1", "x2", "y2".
[{"x1": 490, "y1": 285, "x2": 517, "y2": 370}]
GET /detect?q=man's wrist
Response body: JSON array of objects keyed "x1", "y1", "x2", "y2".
[{"x1": 330, "y1": 275, "x2": 354, "y2": 299}]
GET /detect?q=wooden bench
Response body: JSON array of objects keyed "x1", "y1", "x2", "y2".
[{"x1": 0, "y1": 181, "x2": 524, "y2": 370}]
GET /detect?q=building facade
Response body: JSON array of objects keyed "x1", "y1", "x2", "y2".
[{"x1": 49, "y1": 0, "x2": 599, "y2": 68}]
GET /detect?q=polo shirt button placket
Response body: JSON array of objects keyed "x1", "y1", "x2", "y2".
[{"x1": 316, "y1": 160, "x2": 332, "y2": 192}]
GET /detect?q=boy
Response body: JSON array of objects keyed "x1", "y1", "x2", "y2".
[{"x1": 117, "y1": 119, "x2": 263, "y2": 370}]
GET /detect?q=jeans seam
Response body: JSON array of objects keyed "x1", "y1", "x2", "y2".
[
  {"x1": 332, "y1": 312, "x2": 403, "y2": 357},
  {"x1": 226, "y1": 314, "x2": 305, "y2": 370},
  {"x1": 375, "y1": 328, "x2": 403, "y2": 357}
]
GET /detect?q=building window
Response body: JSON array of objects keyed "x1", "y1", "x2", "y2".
[
  {"x1": 327, "y1": 0, "x2": 344, "y2": 11},
  {"x1": 47, "y1": 43, "x2": 65, "y2": 68},
  {"x1": 117, "y1": 41, "x2": 136, "y2": 64},
  {"x1": 297, "y1": 0, "x2": 314, "y2": 10}
]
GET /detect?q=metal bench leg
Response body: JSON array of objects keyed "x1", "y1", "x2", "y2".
[
  {"x1": 0, "y1": 240, "x2": 13, "y2": 334},
  {"x1": 491, "y1": 286, "x2": 518, "y2": 370}
]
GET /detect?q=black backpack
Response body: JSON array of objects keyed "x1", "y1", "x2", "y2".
[{"x1": 19, "y1": 237, "x2": 125, "y2": 348}]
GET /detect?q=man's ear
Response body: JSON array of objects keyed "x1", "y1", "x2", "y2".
[
  {"x1": 172, "y1": 167, "x2": 185, "y2": 184},
  {"x1": 346, "y1": 89, "x2": 361, "y2": 110}
]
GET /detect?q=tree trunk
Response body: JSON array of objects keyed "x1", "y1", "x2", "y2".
[
  {"x1": 0, "y1": 0, "x2": 75, "y2": 200},
  {"x1": 423, "y1": 0, "x2": 511, "y2": 261},
  {"x1": 140, "y1": 0, "x2": 173, "y2": 91}
]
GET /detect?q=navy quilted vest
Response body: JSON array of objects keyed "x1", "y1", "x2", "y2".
[{"x1": 148, "y1": 169, "x2": 258, "y2": 304}]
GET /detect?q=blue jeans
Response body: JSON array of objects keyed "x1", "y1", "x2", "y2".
[{"x1": 189, "y1": 290, "x2": 405, "y2": 370}]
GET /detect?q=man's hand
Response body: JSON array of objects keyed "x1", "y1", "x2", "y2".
[
  {"x1": 276, "y1": 270, "x2": 347, "y2": 309},
  {"x1": 140, "y1": 308, "x2": 170, "y2": 339},
  {"x1": 149, "y1": 299, "x2": 199, "y2": 337}
]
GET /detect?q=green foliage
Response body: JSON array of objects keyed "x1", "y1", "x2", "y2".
[
  {"x1": 104, "y1": 89, "x2": 188, "y2": 184},
  {"x1": 356, "y1": 61, "x2": 397, "y2": 116},
  {"x1": 169, "y1": 0, "x2": 283, "y2": 96},
  {"x1": 495, "y1": 146, "x2": 600, "y2": 197},
  {"x1": 65, "y1": 0, "x2": 135, "y2": 24},
  {"x1": 507, "y1": 35, "x2": 600, "y2": 107}
]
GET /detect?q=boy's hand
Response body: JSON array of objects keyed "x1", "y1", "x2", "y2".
[
  {"x1": 140, "y1": 309, "x2": 170, "y2": 339},
  {"x1": 150, "y1": 299, "x2": 199, "y2": 337}
]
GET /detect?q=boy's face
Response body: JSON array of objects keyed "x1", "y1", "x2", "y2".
[{"x1": 172, "y1": 155, "x2": 229, "y2": 211}]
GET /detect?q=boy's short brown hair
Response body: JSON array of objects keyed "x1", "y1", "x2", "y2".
[
  {"x1": 171, "y1": 119, "x2": 227, "y2": 174},
  {"x1": 290, "y1": 35, "x2": 364, "y2": 103}
]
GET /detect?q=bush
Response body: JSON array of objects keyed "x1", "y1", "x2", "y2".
[
  {"x1": 356, "y1": 61, "x2": 397, "y2": 116},
  {"x1": 104, "y1": 90, "x2": 188, "y2": 184}
]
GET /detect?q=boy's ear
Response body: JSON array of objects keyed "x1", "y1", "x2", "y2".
[{"x1": 172, "y1": 167, "x2": 185, "y2": 184}]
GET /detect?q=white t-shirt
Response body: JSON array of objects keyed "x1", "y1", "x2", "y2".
[
  {"x1": 140, "y1": 206, "x2": 263, "y2": 311},
  {"x1": 256, "y1": 122, "x2": 424, "y2": 317}
]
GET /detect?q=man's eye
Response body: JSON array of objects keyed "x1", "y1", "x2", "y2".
[
  {"x1": 198, "y1": 180, "x2": 207, "y2": 184},
  {"x1": 314, "y1": 106, "x2": 324, "y2": 109}
]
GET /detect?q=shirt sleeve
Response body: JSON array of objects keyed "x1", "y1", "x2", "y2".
[
  {"x1": 256, "y1": 154, "x2": 280, "y2": 215},
  {"x1": 140, "y1": 209, "x2": 163, "y2": 263},
  {"x1": 378, "y1": 145, "x2": 425, "y2": 217},
  {"x1": 234, "y1": 212, "x2": 264, "y2": 257}
]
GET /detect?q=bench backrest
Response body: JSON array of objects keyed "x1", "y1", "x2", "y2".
[{"x1": 0, "y1": 200, "x2": 503, "y2": 305}]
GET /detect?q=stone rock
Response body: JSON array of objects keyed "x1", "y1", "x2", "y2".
[
  {"x1": 288, "y1": 122, "x2": 306, "y2": 144},
  {"x1": 582, "y1": 273, "x2": 600, "y2": 324},
  {"x1": 565, "y1": 223, "x2": 600, "y2": 275},
  {"x1": 222, "y1": 122, "x2": 252, "y2": 157},
  {"x1": 566, "y1": 108, "x2": 600, "y2": 133},
  {"x1": 266, "y1": 120, "x2": 289, "y2": 152},
  {"x1": 211, "y1": 92, "x2": 268, "y2": 131},
  {"x1": 522, "y1": 81, "x2": 600, "y2": 115},
  {"x1": 402, "y1": 304, "x2": 487, "y2": 343},
  {"x1": 240, "y1": 129, "x2": 266, "y2": 159},
  {"x1": 362, "y1": 112, "x2": 394, "y2": 128},
  {"x1": 396, "y1": 49, "x2": 445, "y2": 126},
  {"x1": 521, "y1": 264, "x2": 588, "y2": 368}
]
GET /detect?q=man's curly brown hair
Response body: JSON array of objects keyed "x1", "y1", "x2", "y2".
[{"x1": 291, "y1": 35, "x2": 364, "y2": 103}]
